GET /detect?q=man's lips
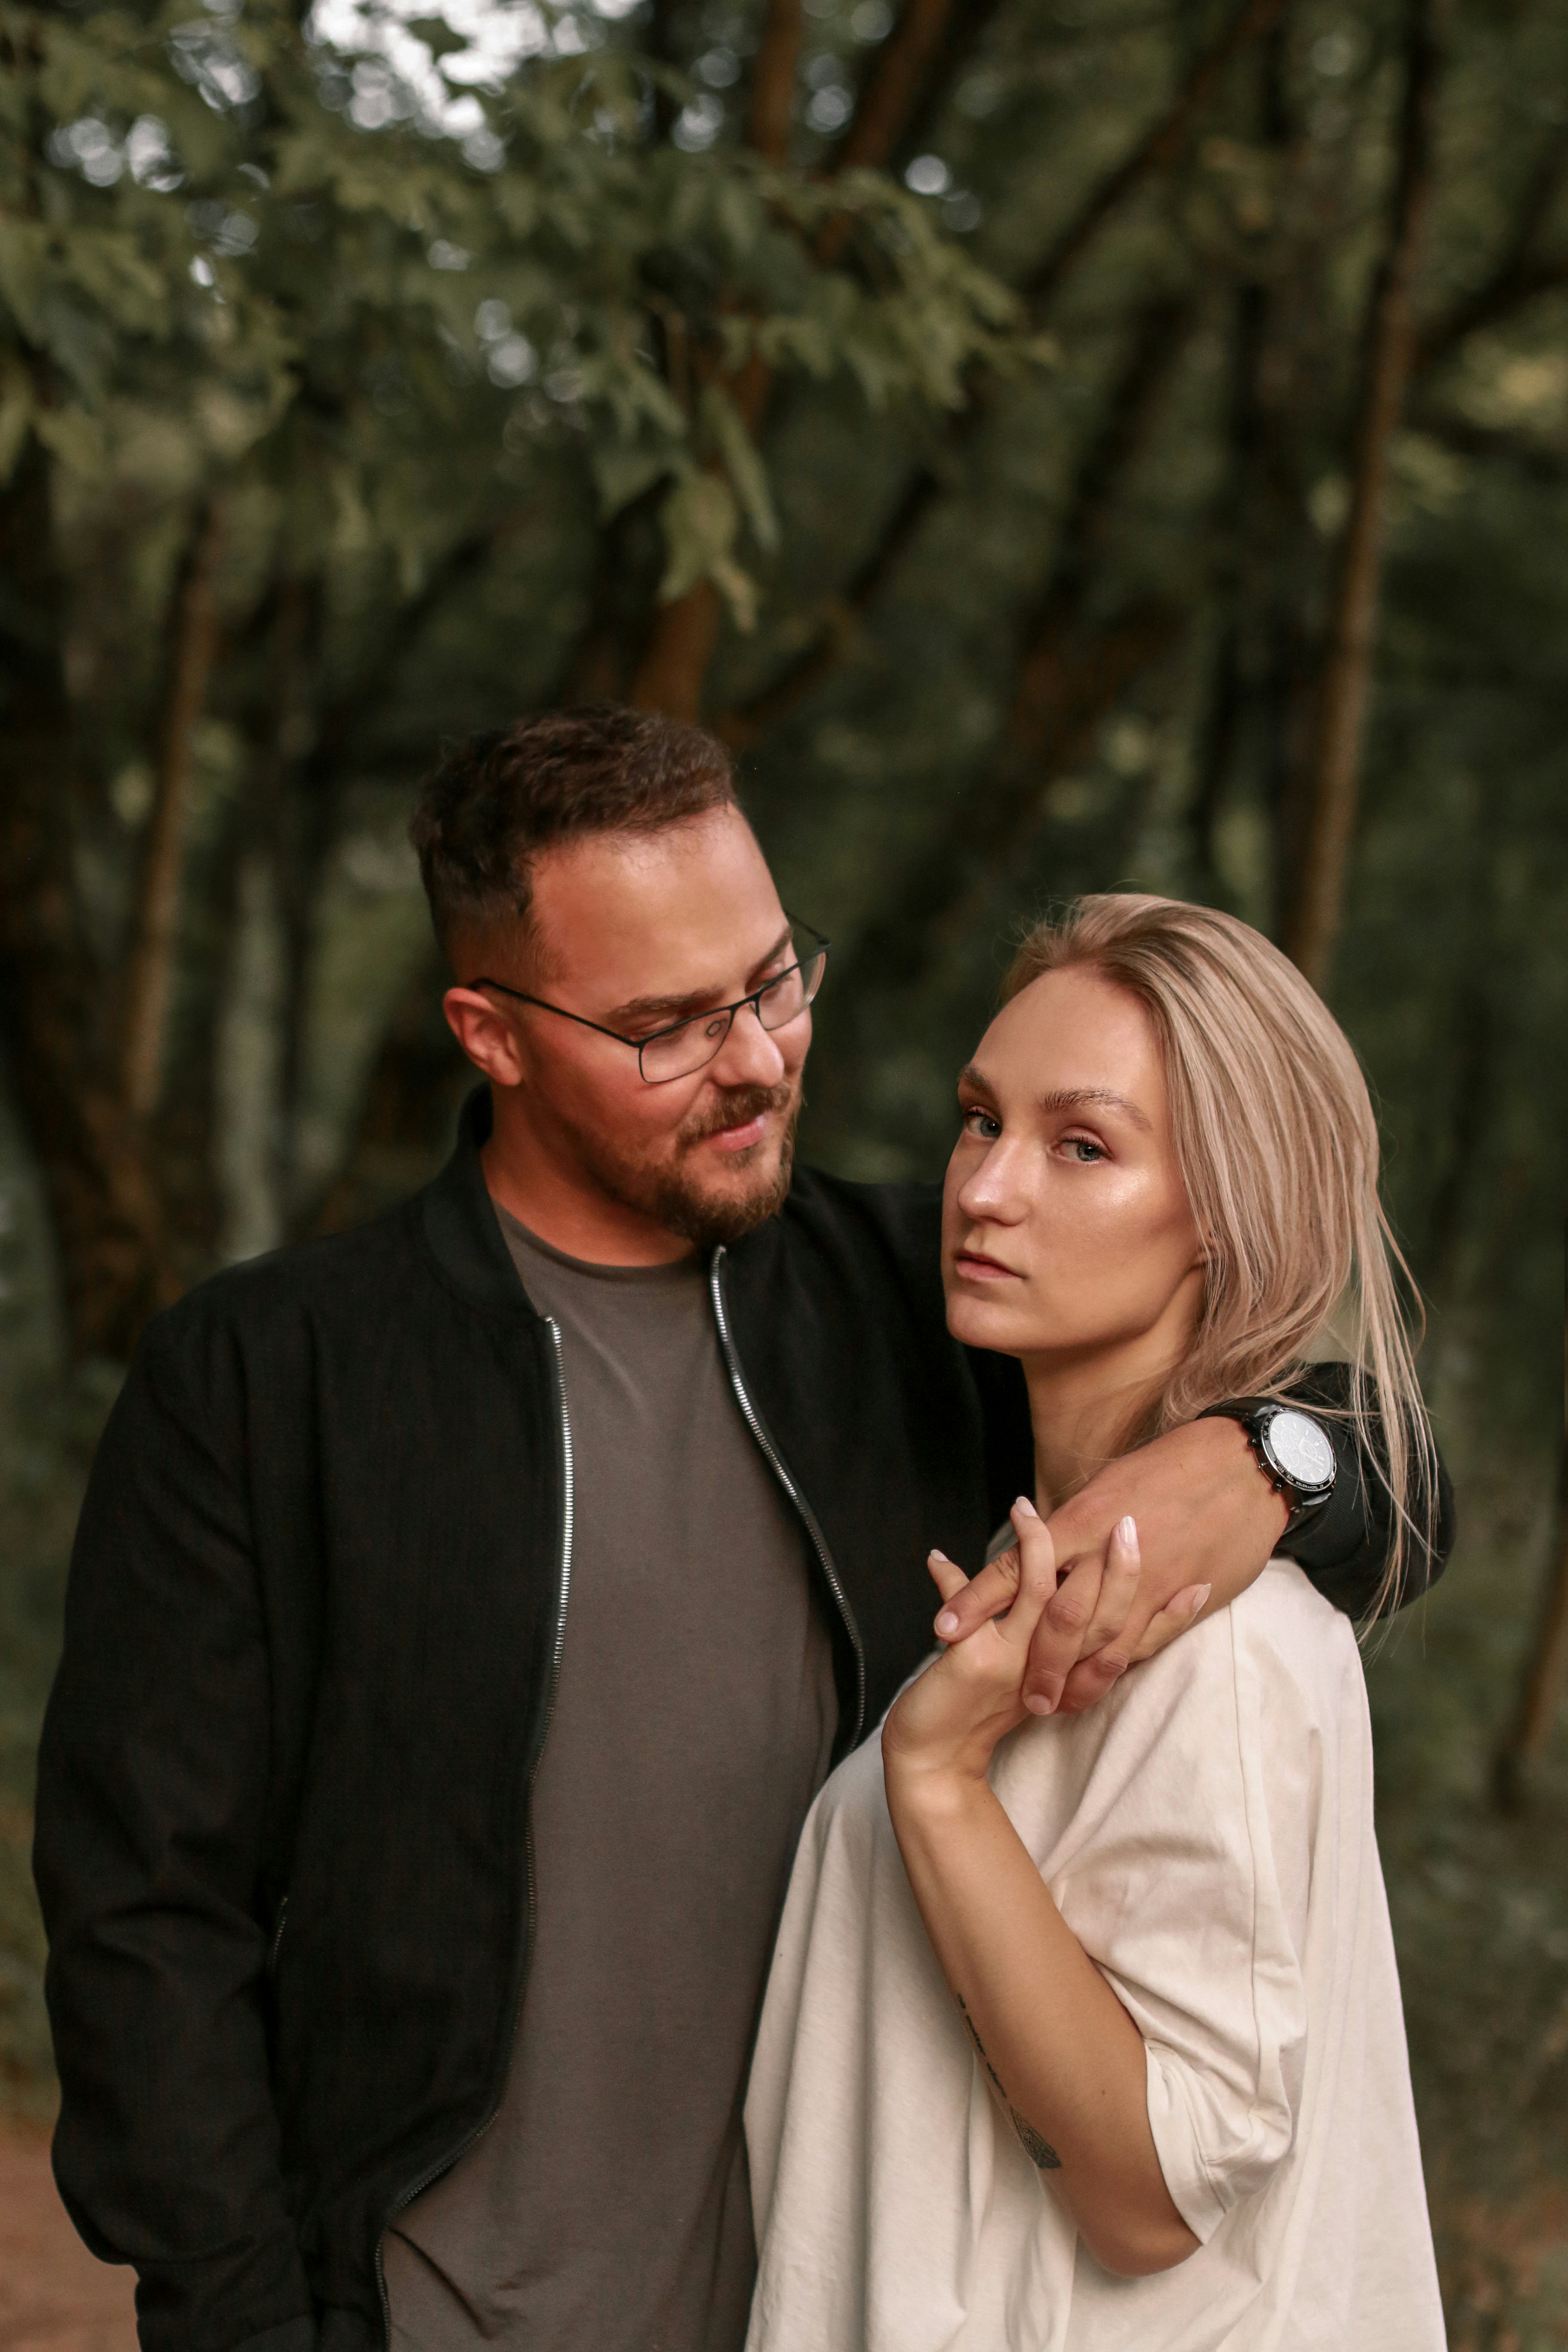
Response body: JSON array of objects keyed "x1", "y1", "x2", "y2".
[
  {"x1": 702, "y1": 1111, "x2": 771, "y2": 1155},
  {"x1": 953, "y1": 1249, "x2": 1020, "y2": 1280}
]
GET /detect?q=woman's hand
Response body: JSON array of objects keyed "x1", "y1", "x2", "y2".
[
  {"x1": 881, "y1": 1498, "x2": 1201, "y2": 2278},
  {"x1": 883, "y1": 1502, "x2": 1142, "y2": 1788},
  {"x1": 931, "y1": 1425, "x2": 1236, "y2": 1718}
]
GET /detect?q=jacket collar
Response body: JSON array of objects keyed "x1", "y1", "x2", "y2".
[
  {"x1": 420, "y1": 1086, "x2": 545, "y2": 1318},
  {"x1": 421, "y1": 1083, "x2": 802, "y2": 1313}
]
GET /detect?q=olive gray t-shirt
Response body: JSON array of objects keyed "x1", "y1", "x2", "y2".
[{"x1": 383, "y1": 1210, "x2": 839, "y2": 2352}]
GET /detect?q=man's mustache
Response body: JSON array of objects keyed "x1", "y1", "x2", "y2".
[{"x1": 679, "y1": 1081, "x2": 798, "y2": 1149}]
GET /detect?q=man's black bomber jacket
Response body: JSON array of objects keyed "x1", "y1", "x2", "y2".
[{"x1": 33, "y1": 1090, "x2": 1451, "y2": 2352}]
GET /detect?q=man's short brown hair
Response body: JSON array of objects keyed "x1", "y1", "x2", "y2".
[{"x1": 409, "y1": 706, "x2": 739, "y2": 971}]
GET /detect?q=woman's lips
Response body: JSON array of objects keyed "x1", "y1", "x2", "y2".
[{"x1": 953, "y1": 1250, "x2": 1019, "y2": 1280}]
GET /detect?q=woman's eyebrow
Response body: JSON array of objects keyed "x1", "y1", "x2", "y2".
[{"x1": 1037, "y1": 1086, "x2": 1152, "y2": 1133}]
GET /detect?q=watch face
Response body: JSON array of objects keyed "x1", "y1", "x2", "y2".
[{"x1": 1268, "y1": 1409, "x2": 1337, "y2": 1494}]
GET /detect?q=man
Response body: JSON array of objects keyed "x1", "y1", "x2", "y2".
[{"x1": 35, "y1": 708, "x2": 1449, "y2": 2352}]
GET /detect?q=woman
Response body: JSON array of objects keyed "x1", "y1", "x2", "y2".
[{"x1": 744, "y1": 895, "x2": 1446, "y2": 2351}]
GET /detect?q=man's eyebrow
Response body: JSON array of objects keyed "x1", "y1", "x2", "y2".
[{"x1": 604, "y1": 923, "x2": 795, "y2": 1027}]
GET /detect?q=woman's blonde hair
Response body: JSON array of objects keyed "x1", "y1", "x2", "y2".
[{"x1": 1003, "y1": 892, "x2": 1437, "y2": 1617}]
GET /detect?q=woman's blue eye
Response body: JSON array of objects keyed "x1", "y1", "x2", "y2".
[
  {"x1": 1066, "y1": 1138, "x2": 1106, "y2": 1163},
  {"x1": 963, "y1": 1108, "x2": 1001, "y2": 1140}
]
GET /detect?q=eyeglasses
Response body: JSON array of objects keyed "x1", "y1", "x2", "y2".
[{"x1": 467, "y1": 920, "x2": 830, "y2": 1086}]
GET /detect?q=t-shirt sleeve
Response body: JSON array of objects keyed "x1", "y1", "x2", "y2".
[{"x1": 1032, "y1": 1590, "x2": 1316, "y2": 2244}]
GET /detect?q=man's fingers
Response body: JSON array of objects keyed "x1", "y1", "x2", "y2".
[
  {"x1": 926, "y1": 1549, "x2": 971, "y2": 1608},
  {"x1": 998, "y1": 1499, "x2": 1057, "y2": 1651},
  {"x1": 1056, "y1": 1643, "x2": 1131, "y2": 1716},
  {"x1": 1020, "y1": 1547, "x2": 1105, "y2": 1718},
  {"x1": 933, "y1": 1546, "x2": 1021, "y2": 1643},
  {"x1": 1073, "y1": 1515, "x2": 1142, "y2": 1658},
  {"x1": 1127, "y1": 1580, "x2": 1213, "y2": 1663}
]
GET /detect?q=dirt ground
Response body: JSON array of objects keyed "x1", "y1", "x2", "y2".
[{"x1": 0, "y1": 2122, "x2": 136, "y2": 2352}]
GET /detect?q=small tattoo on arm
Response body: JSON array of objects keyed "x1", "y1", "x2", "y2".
[
  {"x1": 1010, "y1": 2108, "x2": 1063, "y2": 2170},
  {"x1": 956, "y1": 1994, "x2": 1009, "y2": 2101},
  {"x1": 956, "y1": 1996, "x2": 1062, "y2": 2170}
]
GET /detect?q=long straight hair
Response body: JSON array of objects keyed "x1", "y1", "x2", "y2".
[{"x1": 1003, "y1": 894, "x2": 1438, "y2": 1617}]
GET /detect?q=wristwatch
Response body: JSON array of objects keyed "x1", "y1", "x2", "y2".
[{"x1": 1198, "y1": 1399, "x2": 1338, "y2": 1538}]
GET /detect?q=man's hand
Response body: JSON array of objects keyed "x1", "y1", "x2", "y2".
[{"x1": 932, "y1": 1415, "x2": 1289, "y2": 1717}]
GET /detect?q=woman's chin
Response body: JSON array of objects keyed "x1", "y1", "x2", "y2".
[{"x1": 943, "y1": 1286, "x2": 1028, "y2": 1354}]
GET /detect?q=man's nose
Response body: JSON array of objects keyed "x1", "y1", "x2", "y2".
[{"x1": 709, "y1": 1000, "x2": 787, "y2": 1089}]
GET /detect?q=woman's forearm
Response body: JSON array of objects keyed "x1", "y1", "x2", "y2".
[{"x1": 883, "y1": 1757, "x2": 1199, "y2": 2278}]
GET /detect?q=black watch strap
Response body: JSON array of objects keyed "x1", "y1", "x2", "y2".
[{"x1": 1198, "y1": 1398, "x2": 1338, "y2": 1537}]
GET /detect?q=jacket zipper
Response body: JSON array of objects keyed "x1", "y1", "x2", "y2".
[
  {"x1": 374, "y1": 1316, "x2": 575, "y2": 2345},
  {"x1": 708, "y1": 1248, "x2": 865, "y2": 1746},
  {"x1": 267, "y1": 1894, "x2": 289, "y2": 1979}
]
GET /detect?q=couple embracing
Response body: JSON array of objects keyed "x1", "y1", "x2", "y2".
[{"x1": 36, "y1": 706, "x2": 1452, "y2": 2352}]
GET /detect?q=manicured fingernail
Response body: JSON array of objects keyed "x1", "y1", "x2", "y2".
[
  {"x1": 936, "y1": 1611, "x2": 960, "y2": 1638},
  {"x1": 1014, "y1": 1494, "x2": 1039, "y2": 1519},
  {"x1": 1117, "y1": 1515, "x2": 1137, "y2": 1546},
  {"x1": 1025, "y1": 1691, "x2": 1055, "y2": 1716},
  {"x1": 1190, "y1": 1583, "x2": 1212, "y2": 1616},
  {"x1": 929, "y1": 1548, "x2": 952, "y2": 1565}
]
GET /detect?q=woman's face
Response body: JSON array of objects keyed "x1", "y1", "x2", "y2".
[{"x1": 942, "y1": 966, "x2": 1206, "y2": 1370}]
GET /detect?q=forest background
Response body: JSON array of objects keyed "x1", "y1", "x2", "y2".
[{"x1": 1, "y1": 0, "x2": 1566, "y2": 2340}]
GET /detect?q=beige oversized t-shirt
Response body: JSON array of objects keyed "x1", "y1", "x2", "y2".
[{"x1": 745, "y1": 1560, "x2": 1445, "y2": 2352}]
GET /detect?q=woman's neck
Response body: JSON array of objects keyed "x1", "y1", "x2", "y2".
[{"x1": 1023, "y1": 1331, "x2": 1191, "y2": 1518}]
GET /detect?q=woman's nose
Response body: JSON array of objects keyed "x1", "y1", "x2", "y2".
[{"x1": 956, "y1": 1138, "x2": 1028, "y2": 1226}]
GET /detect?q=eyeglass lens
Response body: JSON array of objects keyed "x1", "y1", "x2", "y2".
[{"x1": 638, "y1": 948, "x2": 827, "y2": 1083}]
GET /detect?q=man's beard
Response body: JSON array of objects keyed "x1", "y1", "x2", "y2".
[{"x1": 562, "y1": 1079, "x2": 800, "y2": 1252}]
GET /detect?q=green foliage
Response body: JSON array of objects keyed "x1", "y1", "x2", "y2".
[{"x1": 0, "y1": 0, "x2": 1027, "y2": 615}]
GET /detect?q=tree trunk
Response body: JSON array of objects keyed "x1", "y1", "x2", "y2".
[
  {"x1": 1496, "y1": 1426, "x2": 1568, "y2": 1811},
  {"x1": 631, "y1": 579, "x2": 725, "y2": 718},
  {"x1": 747, "y1": 0, "x2": 805, "y2": 165},
  {"x1": 1281, "y1": 0, "x2": 1440, "y2": 992},
  {"x1": 120, "y1": 494, "x2": 227, "y2": 1120},
  {"x1": 0, "y1": 434, "x2": 176, "y2": 1360}
]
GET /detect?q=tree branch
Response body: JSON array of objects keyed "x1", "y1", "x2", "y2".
[
  {"x1": 812, "y1": 0, "x2": 962, "y2": 265},
  {"x1": 719, "y1": 2, "x2": 1285, "y2": 738},
  {"x1": 749, "y1": 0, "x2": 805, "y2": 165},
  {"x1": 1282, "y1": 0, "x2": 1440, "y2": 992},
  {"x1": 120, "y1": 493, "x2": 227, "y2": 1121},
  {"x1": 1406, "y1": 403, "x2": 1568, "y2": 485},
  {"x1": 831, "y1": 0, "x2": 959, "y2": 173},
  {"x1": 880, "y1": 0, "x2": 1013, "y2": 173},
  {"x1": 825, "y1": 297, "x2": 1194, "y2": 1015},
  {"x1": 1413, "y1": 121, "x2": 1568, "y2": 377},
  {"x1": 635, "y1": 0, "x2": 989, "y2": 715},
  {"x1": 1022, "y1": 0, "x2": 1288, "y2": 312}
]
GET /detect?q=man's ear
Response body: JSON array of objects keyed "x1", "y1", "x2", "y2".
[{"x1": 444, "y1": 987, "x2": 527, "y2": 1087}]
